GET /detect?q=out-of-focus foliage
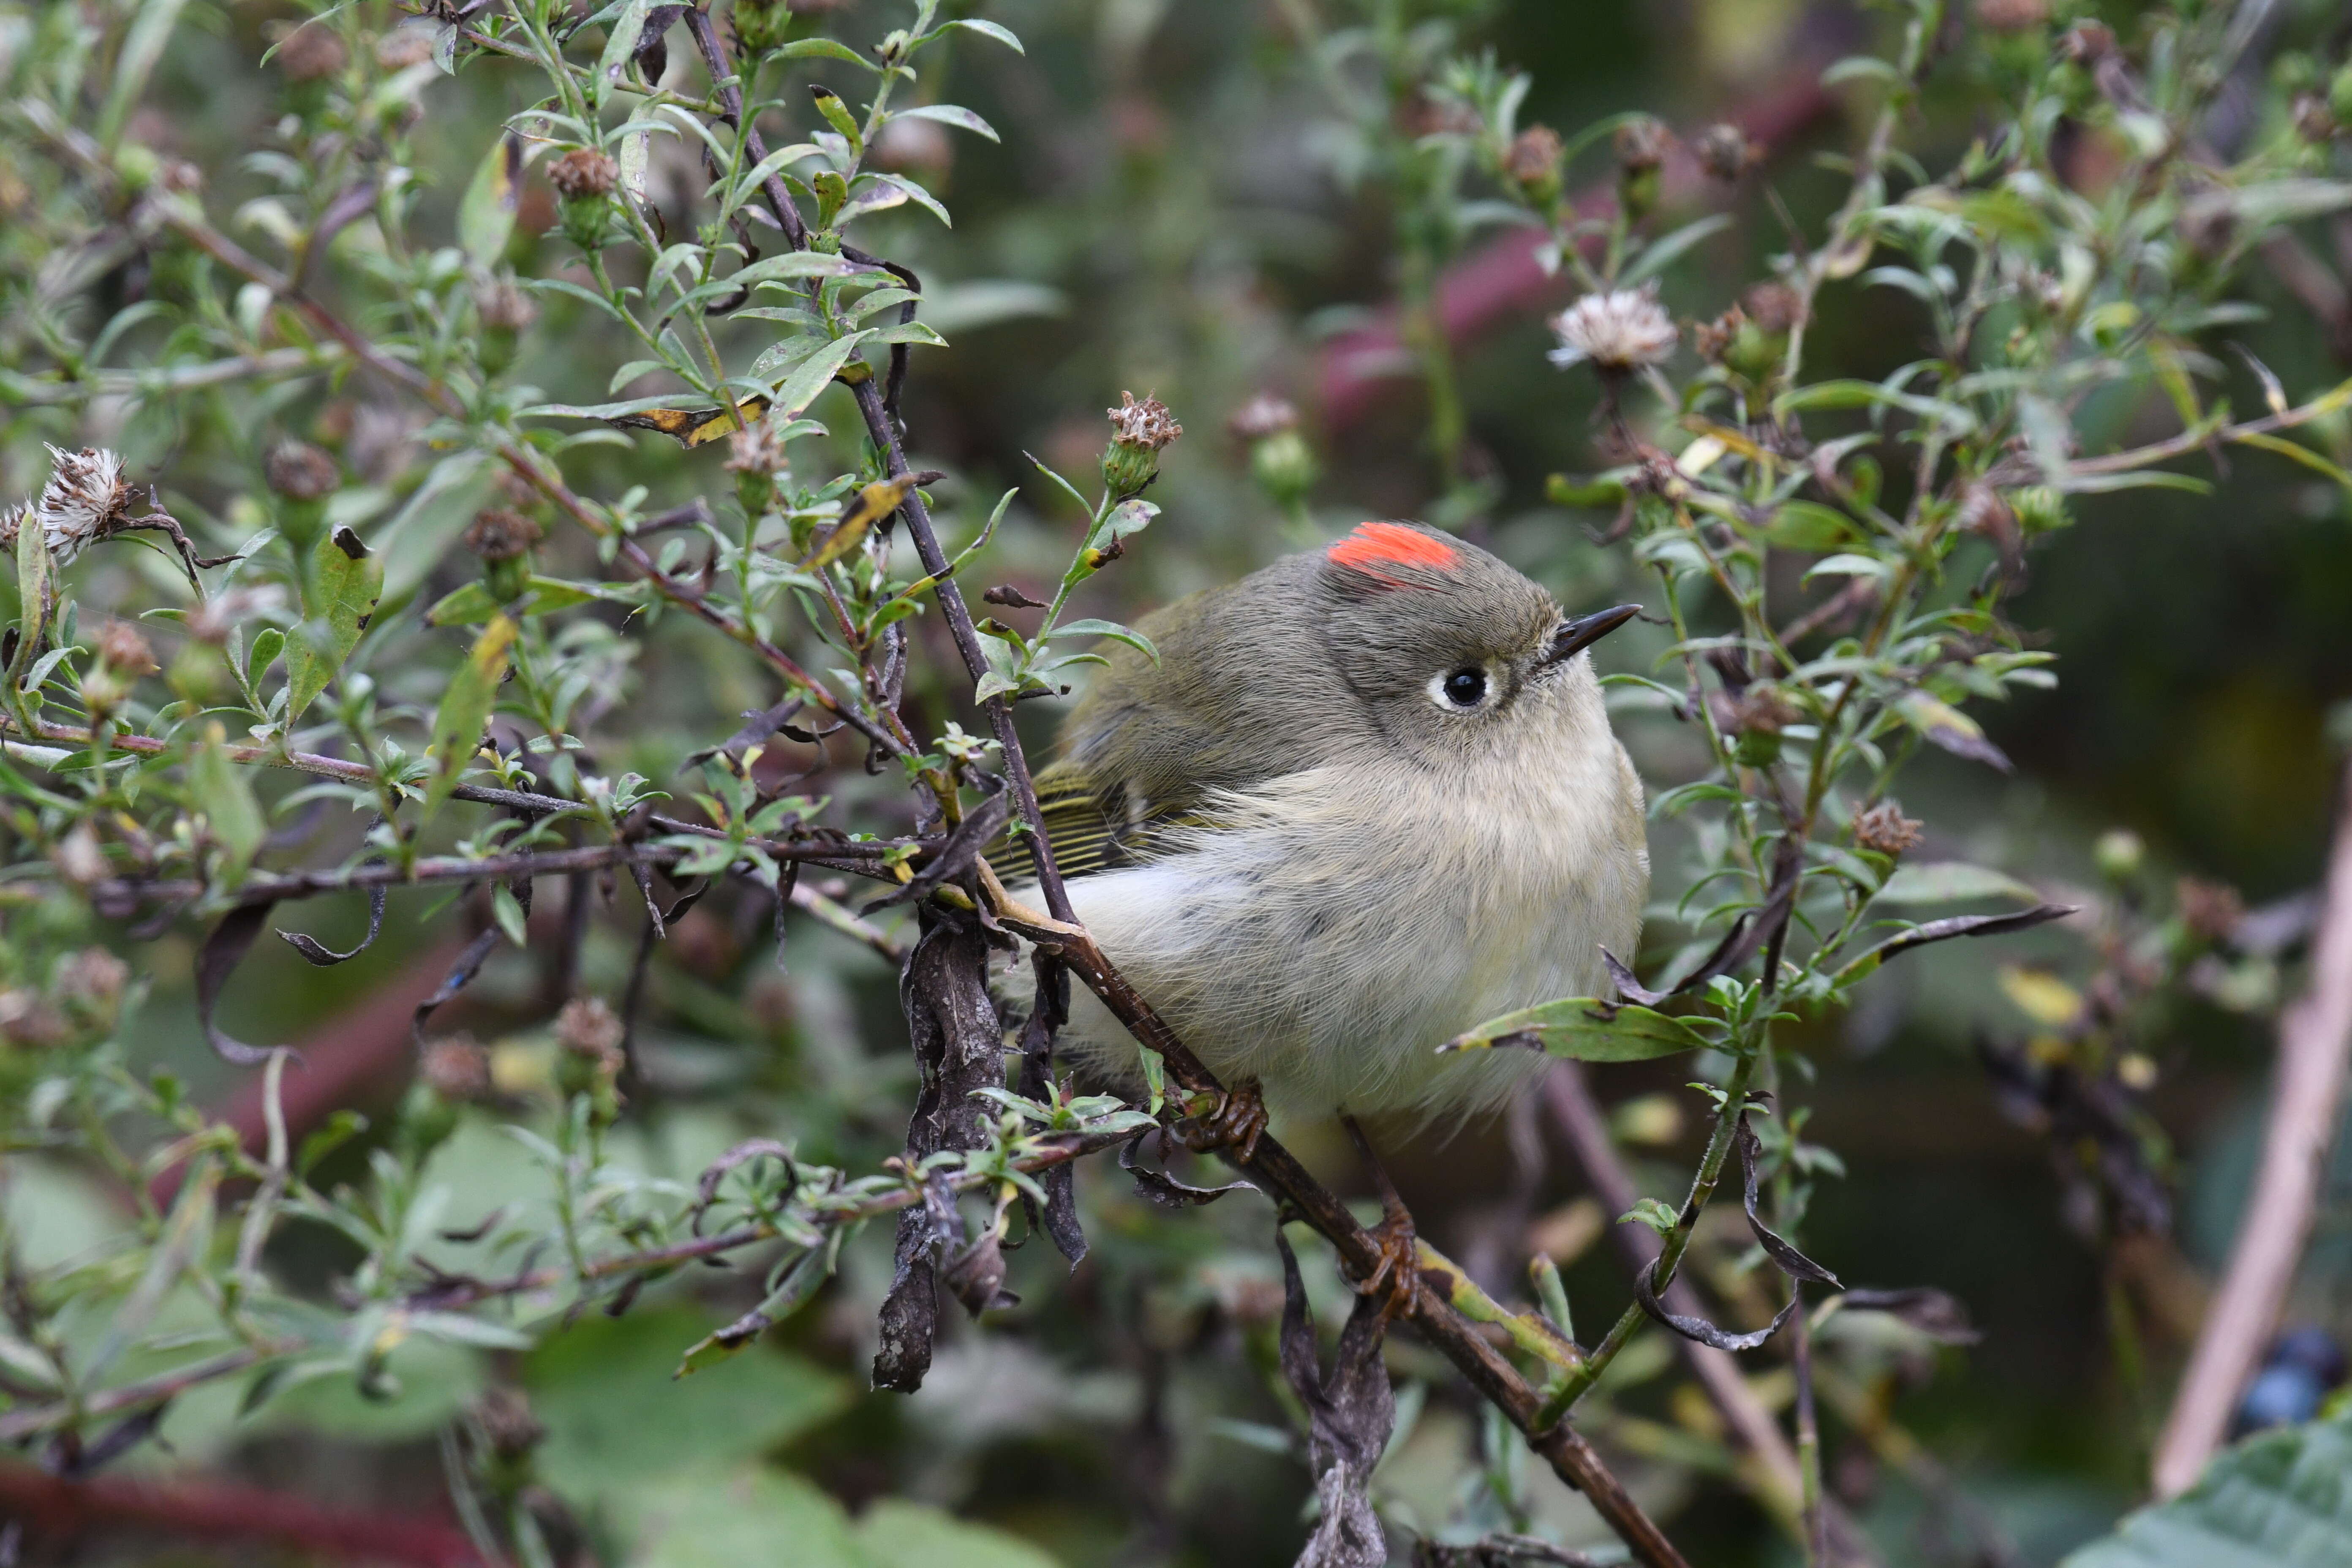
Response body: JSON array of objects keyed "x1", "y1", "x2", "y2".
[{"x1": 3, "y1": 1, "x2": 2352, "y2": 1566}]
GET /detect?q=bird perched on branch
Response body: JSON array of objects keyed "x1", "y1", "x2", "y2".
[{"x1": 997, "y1": 520, "x2": 1647, "y2": 1134}]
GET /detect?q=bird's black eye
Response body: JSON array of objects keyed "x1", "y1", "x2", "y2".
[{"x1": 1441, "y1": 667, "x2": 1487, "y2": 709}]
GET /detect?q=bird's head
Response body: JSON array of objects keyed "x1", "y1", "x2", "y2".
[{"x1": 1312, "y1": 520, "x2": 1638, "y2": 765}]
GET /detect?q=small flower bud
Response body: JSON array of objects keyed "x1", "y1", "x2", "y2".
[
  {"x1": 2093, "y1": 828, "x2": 2145, "y2": 882},
  {"x1": 1853, "y1": 803, "x2": 1924, "y2": 858},
  {"x1": 96, "y1": 619, "x2": 157, "y2": 676},
  {"x1": 266, "y1": 441, "x2": 341, "y2": 503},
  {"x1": 54, "y1": 947, "x2": 130, "y2": 1022},
  {"x1": 472, "y1": 278, "x2": 538, "y2": 376},
  {"x1": 556, "y1": 996, "x2": 627, "y2": 1123},
  {"x1": 731, "y1": 0, "x2": 797, "y2": 55},
  {"x1": 52, "y1": 822, "x2": 109, "y2": 886},
  {"x1": 1614, "y1": 116, "x2": 1669, "y2": 221},
  {"x1": 2176, "y1": 878, "x2": 2245, "y2": 944},
  {"x1": 471, "y1": 1388, "x2": 546, "y2": 1463},
  {"x1": 547, "y1": 148, "x2": 618, "y2": 200},
  {"x1": 548, "y1": 149, "x2": 620, "y2": 250},
  {"x1": 1691, "y1": 123, "x2": 1755, "y2": 182},
  {"x1": 1101, "y1": 392, "x2": 1182, "y2": 499},
  {"x1": 1503, "y1": 124, "x2": 1564, "y2": 203},
  {"x1": 465, "y1": 507, "x2": 542, "y2": 601},
  {"x1": 419, "y1": 1034, "x2": 494, "y2": 1101}
]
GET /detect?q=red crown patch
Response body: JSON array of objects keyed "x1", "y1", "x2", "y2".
[{"x1": 1327, "y1": 522, "x2": 1458, "y2": 586}]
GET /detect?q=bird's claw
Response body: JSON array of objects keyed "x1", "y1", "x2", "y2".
[
  {"x1": 1176, "y1": 1078, "x2": 1268, "y2": 1164},
  {"x1": 1345, "y1": 1196, "x2": 1421, "y2": 1326}
]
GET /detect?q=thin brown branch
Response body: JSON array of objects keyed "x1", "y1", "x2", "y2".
[
  {"x1": 2152, "y1": 767, "x2": 2352, "y2": 1496},
  {"x1": 981, "y1": 875, "x2": 1690, "y2": 1568}
]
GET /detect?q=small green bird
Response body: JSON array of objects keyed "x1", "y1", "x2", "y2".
[{"x1": 999, "y1": 520, "x2": 1648, "y2": 1126}]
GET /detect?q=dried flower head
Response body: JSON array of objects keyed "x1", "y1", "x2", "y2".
[
  {"x1": 1548, "y1": 287, "x2": 1678, "y2": 373},
  {"x1": 376, "y1": 25, "x2": 438, "y2": 69},
  {"x1": 1613, "y1": 116, "x2": 1669, "y2": 172},
  {"x1": 2293, "y1": 93, "x2": 2338, "y2": 144},
  {"x1": 1692, "y1": 123, "x2": 1755, "y2": 182},
  {"x1": 1227, "y1": 393, "x2": 1299, "y2": 441},
  {"x1": 274, "y1": 21, "x2": 348, "y2": 81},
  {"x1": 724, "y1": 418, "x2": 790, "y2": 477},
  {"x1": 1693, "y1": 305, "x2": 1744, "y2": 366},
  {"x1": 473, "y1": 277, "x2": 539, "y2": 333},
  {"x1": 419, "y1": 1034, "x2": 494, "y2": 1101},
  {"x1": 1974, "y1": 0, "x2": 2050, "y2": 33},
  {"x1": 1853, "y1": 803, "x2": 1924, "y2": 857},
  {"x1": 463, "y1": 508, "x2": 543, "y2": 562},
  {"x1": 547, "y1": 148, "x2": 618, "y2": 200},
  {"x1": 2059, "y1": 20, "x2": 2116, "y2": 65},
  {"x1": 1107, "y1": 392, "x2": 1183, "y2": 452},
  {"x1": 96, "y1": 619, "x2": 156, "y2": 675},
  {"x1": 556, "y1": 996, "x2": 626, "y2": 1067},
  {"x1": 1503, "y1": 124, "x2": 1564, "y2": 187},
  {"x1": 2176, "y1": 877, "x2": 2246, "y2": 943},
  {"x1": 20, "y1": 446, "x2": 133, "y2": 564},
  {"x1": 265, "y1": 441, "x2": 340, "y2": 502}
]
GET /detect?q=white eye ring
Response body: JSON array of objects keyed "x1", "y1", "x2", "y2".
[{"x1": 1429, "y1": 665, "x2": 1493, "y2": 712}]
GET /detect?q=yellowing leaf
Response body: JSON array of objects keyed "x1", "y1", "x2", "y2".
[
  {"x1": 802, "y1": 475, "x2": 917, "y2": 571},
  {"x1": 1444, "y1": 998, "x2": 1707, "y2": 1061},
  {"x1": 423, "y1": 614, "x2": 516, "y2": 822},
  {"x1": 1999, "y1": 964, "x2": 2085, "y2": 1029}
]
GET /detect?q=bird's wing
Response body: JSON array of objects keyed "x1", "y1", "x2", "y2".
[{"x1": 984, "y1": 758, "x2": 1203, "y2": 885}]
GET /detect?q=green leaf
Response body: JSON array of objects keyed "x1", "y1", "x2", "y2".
[
  {"x1": 766, "y1": 36, "x2": 878, "y2": 71},
  {"x1": 1620, "y1": 1197, "x2": 1680, "y2": 1236},
  {"x1": 1895, "y1": 691, "x2": 2012, "y2": 772},
  {"x1": 888, "y1": 103, "x2": 1000, "y2": 142},
  {"x1": 943, "y1": 17, "x2": 1025, "y2": 53},
  {"x1": 1802, "y1": 553, "x2": 1889, "y2": 583},
  {"x1": 2061, "y1": 1407, "x2": 2352, "y2": 1568},
  {"x1": 491, "y1": 883, "x2": 529, "y2": 947},
  {"x1": 422, "y1": 615, "x2": 516, "y2": 823},
  {"x1": 424, "y1": 580, "x2": 502, "y2": 628},
  {"x1": 10, "y1": 502, "x2": 51, "y2": 694},
  {"x1": 526, "y1": 1308, "x2": 849, "y2": 1498},
  {"x1": 1763, "y1": 501, "x2": 1862, "y2": 552},
  {"x1": 285, "y1": 527, "x2": 383, "y2": 724},
  {"x1": 1876, "y1": 861, "x2": 2040, "y2": 905},
  {"x1": 101, "y1": 0, "x2": 192, "y2": 147},
  {"x1": 1445, "y1": 999, "x2": 1708, "y2": 1061},
  {"x1": 1621, "y1": 213, "x2": 1734, "y2": 287},
  {"x1": 458, "y1": 131, "x2": 523, "y2": 270},
  {"x1": 809, "y1": 86, "x2": 862, "y2": 161},
  {"x1": 768, "y1": 330, "x2": 872, "y2": 421},
  {"x1": 189, "y1": 724, "x2": 266, "y2": 885},
  {"x1": 595, "y1": 0, "x2": 653, "y2": 108},
  {"x1": 1045, "y1": 618, "x2": 1157, "y2": 662}
]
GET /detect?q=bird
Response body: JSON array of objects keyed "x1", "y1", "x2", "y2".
[{"x1": 995, "y1": 519, "x2": 1648, "y2": 1132}]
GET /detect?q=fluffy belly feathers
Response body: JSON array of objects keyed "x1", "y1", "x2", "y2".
[{"x1": 1012, "y1": 746, "x2": 1647, "y2": 1122}]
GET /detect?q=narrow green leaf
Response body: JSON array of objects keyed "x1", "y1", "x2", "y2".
[
  {"x1": 1444, "y1": 999, "x2": 1708, "y2": 1062},
  {"x1": 423, "y1": 615, "x2": 517, "y2": 822},
  {"x1": 458, "y1": 131, "x2": 523, "y2": 270},
  {"x1": 188, "y1": 724, "x2": 267, "y2": 885},
  {"x1": 595, "y1": 0, "x2": 653, "y2": 108},
  {"x1": 943, "y1": 18, "x2": 1024, "y2": 53},
  {"x1": 100, "y1": 0, "x2": 193, "y2": 147},
  {"x1": 768, "y1": 330, "x2": 871, "y2": 420}
]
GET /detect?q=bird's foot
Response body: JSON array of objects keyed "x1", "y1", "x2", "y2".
[
  {"x1": 1339, "y1": 1113, "x2": 1420, "y2": 1325},
  {"x1": 1176, "y1": 1077, "x2": 1268, "y2": 1164}
]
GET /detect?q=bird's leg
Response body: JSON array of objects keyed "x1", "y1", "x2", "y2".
[
  {"x1": 1339, "y1": 1113, "x2": 1419, "y2": 1325},
  {"x1": 1175, "y1": 1076, "x2": 1268, "y2": 1164}
]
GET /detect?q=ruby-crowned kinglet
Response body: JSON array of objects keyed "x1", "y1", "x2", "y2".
[{"x1": 1001, "y1": 520, "x2": 1647, "y2": 1123}]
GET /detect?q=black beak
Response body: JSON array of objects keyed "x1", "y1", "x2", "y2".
[{"x1": 1544, "y1": 603, "x2": 1641, "y2": 666}]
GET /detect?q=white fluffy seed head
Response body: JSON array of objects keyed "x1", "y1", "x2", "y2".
[
  {"x1": 1548, "y1": 286, "x2": 1678, "y2": 372},
  {"x1": 32, "y1": 446, "x2": 130, "y2": 564}
]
